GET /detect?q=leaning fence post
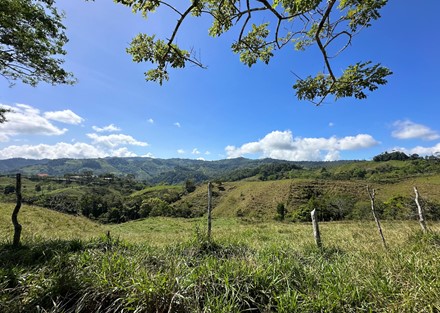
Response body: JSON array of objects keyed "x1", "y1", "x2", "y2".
[
  {"x1": 413, "y1": 186, "x2": 428, "y2": 233},
  {"x1": 367, "y1": 186, "x2": 387, "y2": 249},
  {"x1": 311, "y1": 209, "x2": 322, "y2": 249},
  {"x1": 207, "y1": 181, "x2": 213, "y2": 240},
  {"x1": 12, "y1": 173, "x2": 22, "y2": 247}
]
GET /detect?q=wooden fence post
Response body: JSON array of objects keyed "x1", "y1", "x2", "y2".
[
  {"x1": 414, "y1": 186, "x2": 428, "y2": 233},
  {"x1": 311, "y1": 209, "x2": 322, "y2": 249},
  {"x1": 367, "y1": 186, "x2": 387, "y2": 249},
  {"x1": 207, "y1": 181, "x2": 213, "y2": 240},
  {"x1": 12, "y1": 173, "x2": 22, "y2": 247}
]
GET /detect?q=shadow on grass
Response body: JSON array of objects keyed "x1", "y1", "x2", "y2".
[
  {"x1": 0, "y1": 236, "x2": 122, "y2": 313},
  {"x1": 0, "y1": 238, "x2": 85, "y2": 268},
  {"x1": 0, "y1": 233, "x2": 122, "y2": 269}
]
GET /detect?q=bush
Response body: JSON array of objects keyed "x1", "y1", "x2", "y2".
[
  {"x1": 35, "y1": 193, "x2": 79, "y2": 214},
  {"x1": 276, "y1": 203, "x2": 286, "y2": 221},
  {"x1": 4, "y1": 185, "x2": 15, "y2": 195},
  {"x1": 140, "y1": 197, "x2": 171, "y2": 217},
  {"x1": 421, "y1": 199, "x2": 440, "y2": 221},
  {"x1": 346, "y1": 201, "x2": 371, "y2": 220},
  {"x1": 382, "y1": 196, "x2": 415, "y2": 220},
  {"x1": 290, "y1": 205, "x2": 312, "y2": 222}
]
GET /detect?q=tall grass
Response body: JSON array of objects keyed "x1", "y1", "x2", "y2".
[
  {"x1": 0, "y1": 203, "x2": 105, "y2": 242},
  {"x1": 1, "y1": 210, "x2": 439, "y2": 312}
]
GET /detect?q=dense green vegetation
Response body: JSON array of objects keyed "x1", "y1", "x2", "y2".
[
  {"x1": 0, "y1": 174, "x2": 192, "y2": 223},
  {"x1": 2, "y1": 154, "x2": 440, "y2": 185},
  {"x1": 1, "y1": 204, "x2": 439, "y2": 312},
  {"x1": 0, "y1": 157, "x2": 306, "y2": 184},
  {"x1": 2, "y1": 156, "x2": 440, "y2": 224}
]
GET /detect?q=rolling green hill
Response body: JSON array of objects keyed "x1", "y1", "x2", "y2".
[
  {"x1": 173, "y1": 175, "x2": 440, "y2": 221},
  {"x1": 0, "y1": 157, "x2": 306, "y2": 184},
  {"x1": 2, "y1": 157, "x2": 440, "y2": 223}
]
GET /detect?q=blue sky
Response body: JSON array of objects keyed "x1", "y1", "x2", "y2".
[{"x1": 1, "y1": 1, "x2": 440, "y2": 161}]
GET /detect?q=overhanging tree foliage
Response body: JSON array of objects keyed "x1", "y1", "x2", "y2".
[
  {"x1": 0, "y1": 0, "x2": 75, "y2": 122},
  {"x1": 114, "y1": 0, "x2": 392, "y2": 105}
]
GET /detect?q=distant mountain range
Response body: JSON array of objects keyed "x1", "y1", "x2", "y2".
[{"x1": 0, "y1": 157, "x2": 343, "y2": 184}]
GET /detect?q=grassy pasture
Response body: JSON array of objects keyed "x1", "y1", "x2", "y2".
[
  {"x1": 1, "y1": 203, "x2": 440, "y2": 312},
  {"x1": 3, "y1": 203, "x2": 440, "y2": 249}
]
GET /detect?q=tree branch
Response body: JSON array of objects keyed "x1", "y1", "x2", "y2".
[
  {"x1": 324, "y1": 30, "x2": 352, "y2": 58},
  {"x1": 238, "y1": 0, "x2": 252, "y2": 43},
  {"x1": 166, "y1": 2, "x2": 198, "y2": 49},
  {"x1": 315, "y1": 0, "x2": 337, "y2": 81},
  {"x1": 158, "y1": 1, "x2": 183, "y2": 16},
  {"x1": 257, "y1": 0, "x2": 283, "y2": 20}
]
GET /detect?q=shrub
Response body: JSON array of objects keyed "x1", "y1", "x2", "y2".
[
  {"x1": 276, "y1": 202, "x2": 286, "y2": 221},
  {"x1": 382, "y1": 196, "x2": 415, "y2": 220},
  {"x1": 4, "y1": 185, "x2": 15, "y2": 195},
  {"x1": 141, "y1": 197, "x2": 171, "y2": 217},
  {"x1": 290, "y1": 205, "x2": 312, "y2": 222}
]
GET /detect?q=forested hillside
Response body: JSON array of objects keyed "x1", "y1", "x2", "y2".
[
  {"x1": 2, "y1": 156, "x2": 440, "y2": 224},
  {"x1": 1, "y1": 154, "x2": 440, "y2": 184},
  {"x1": 0, "y1": 157, "x2": 308, "y2": 184}
]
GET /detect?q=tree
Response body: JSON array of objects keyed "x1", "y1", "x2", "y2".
[
  {"x1": 0, "y1": 0, "x2": 75, "y2": 122},
  {"x1": 185, "y1": 179, "x2": 196, "y2": 193},
  {"x1": 114, "y1": 0, "x2": 392, "y2": 105},
  {"x1": 373, "y1": 151, "x2": 409, "y2": 162},
  {"x1": 276, "y1": 202, "x2": 286, "y2": 221},
  {"x1": 140, "y1": 197, "x2": 171, "y2": 217}
]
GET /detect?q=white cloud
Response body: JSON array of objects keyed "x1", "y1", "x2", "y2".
[
  {"x1": 177, "y1": 149, "x2": 185, "y2": 154},
  {"x1": 392, "y1": 120, "x2": 439, "y2": 141},
  {"x1": 0, "y1": 104, "x2": 68, "y2": 141},
  {"x1": 109, "y1": 147, "x2": 137, "y2": 157},
  {"x1": 225, "y1": 130, "x2": 378, "y2": 161},
  {"x1": 92, "y1": 124, "x2": 121, "y2": 132},
  {"x1": 192, "y1": 148, "x2": 200, "y2": 155},
  {"x1": 142, "y1": 152, "x2": 155, "y2": 158},
  {"x1": 197, "y1": 157, "x2": 205, "y2": 161},
  {"x1": 324, "y1": 150, "x2": 340, "y2": 161},
  {"x1": 0, "y1": 142, "x2": 106, "y2": 159},
  {"x1": 44, "y1": 109, "x2": 84, "y2": 125},
  {"x1": 329, "y1": 122, "x2": 334, "y2": 127},
  {"x1": 87, "y1": 133, "x2": 148, "y2": 148},
  {"x1": 392, "y1": 143, "x2": 440, "y2": 157},
  {"x1": 174, "y1": 122, "x2": 181, "y2": 128},
  {"x1": 205, "y1": 151, "x2": 211, "y2": 155},
  {"x1": 148, "y1": 118, "x2": 154, "y2": 124},
  {"x1": 337, "y1": 134, "x2": 378, "y2": 150},
  {"x1": 0, "y1": 142, "x2": 144, "y2": 159}
]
